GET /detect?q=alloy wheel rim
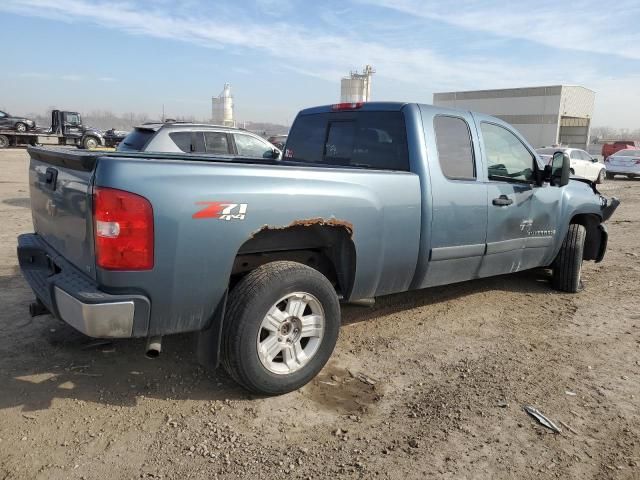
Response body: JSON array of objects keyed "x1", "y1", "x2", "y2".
[{"x1": 256, "y1": 292, "x2": 325, "y2": 375}]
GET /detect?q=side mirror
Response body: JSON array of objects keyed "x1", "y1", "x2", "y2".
[
  {"x1": 263, "y1": 149, "x2": 281, "y2": 159},
  {"x1": 592, "y1": 157, "x2": 599, "y2": 163},
  {"x1": 551, "y1": 152, "x2": 570, "y2": 187}
]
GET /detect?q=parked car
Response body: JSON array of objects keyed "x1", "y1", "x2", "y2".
[
  {"x1": 604, "y1": 148, "x2": 640, "y2": 179},
  {"x1": 267, "y1": 134, "x2": 288, "y2": 150},
  {"x1": 0, "y1": 110, "x2": 36, "y2": 132},
  {"x1": 117, "y1": 123, "x2": 281, "y2": 159},
  {"x1": 18, "y1": 102, "x2": 619, "y2": 395},
  {"x1": 601, "y1": 140, "x2": 639, "y2": 160},
  {"x1": 536, "y1": 147, "x2": 606, "y2": 183}
]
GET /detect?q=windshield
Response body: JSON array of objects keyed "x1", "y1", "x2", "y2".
[
  {"x1": 616, "y1": 149, "x2": 640, "y2": 157},
  {"x1": 117, "y1": 128, "x2": 155, "y2": 151}
]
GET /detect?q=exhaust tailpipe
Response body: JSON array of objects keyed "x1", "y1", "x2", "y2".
[
  {"x1": 348, "y1": 298, "x2": 375, "y2": 307},
  {"x1": 145, "y1": 336, "x2": 162, "y2": 358}
]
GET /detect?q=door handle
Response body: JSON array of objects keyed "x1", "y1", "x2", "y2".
[{"x1": 492, "y1": 195, "x2": 513, "y2": 206}]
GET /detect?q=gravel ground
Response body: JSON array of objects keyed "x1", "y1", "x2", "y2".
[{"x1": 0, "y1": 148, "x2": 638, "y2": 480}]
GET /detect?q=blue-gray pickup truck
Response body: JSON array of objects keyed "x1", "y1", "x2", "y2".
[{"x1": 17, "y1": 102, "x2": 619, "y2": 395}]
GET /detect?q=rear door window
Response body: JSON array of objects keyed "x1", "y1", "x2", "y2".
[
  {"x1": 285, "y1": 111, "x2": 409, "y2": 171},
  {"x1": 433, "y1": 116, "x2": 476, "y2": 180}
]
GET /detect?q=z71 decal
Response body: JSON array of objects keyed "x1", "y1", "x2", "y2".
[{"x1": 193, "y1": 202, "x2": 248, "y2": 220}]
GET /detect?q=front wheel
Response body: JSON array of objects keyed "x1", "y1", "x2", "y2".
[
  {"x1": 221, "y1": 261, "x2": 340, "y2": 395},
  {"x1": 0, "y1": 135, "x2": 9, "y2": 149},
  {"x1": 552, "y1": 224, "x2": 586, "y2": 293},
  {"x1": 83, "y1": 136, "x2": 99, "y2": 149},
  {"x1": 15, "y1": 122, "x2": 27, "y2": 133},
  {"x1": 596, "y1": 169, "x2": 606, "y2": 184}
]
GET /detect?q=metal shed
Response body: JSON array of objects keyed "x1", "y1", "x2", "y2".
[{"x1": 433, "y1": 85, "x2": 595, "y2": 149}]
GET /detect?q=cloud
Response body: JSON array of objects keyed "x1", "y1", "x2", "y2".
[
  {"x1": 0, "y1": 0, "x2": 571, "y2": 90},
  {"x1": 2, "y1": 0, "x2": 639, "y2": 127},
  {"x1": 358, "y1": 0, "x2": 640, "y2": 61}
]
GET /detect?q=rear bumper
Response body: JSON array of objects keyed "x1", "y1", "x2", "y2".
[
  {"x1": 17, "y1": 233, "x2": 150, "y2": 338},
  {"x1": 606, "y1": 164, "x2": 640, "y2": 175}
]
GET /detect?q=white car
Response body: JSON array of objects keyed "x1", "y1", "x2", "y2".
[
  {"x1": 536, "y1": 147, "x2": 606, "y2": 184},
  {"x1": 605, "y1": 148, "x2": 640, "y2": 179}
]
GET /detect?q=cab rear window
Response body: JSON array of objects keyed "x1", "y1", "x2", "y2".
[{"x1": 284, "y1": 112, "x2": 409, "y2": 171}]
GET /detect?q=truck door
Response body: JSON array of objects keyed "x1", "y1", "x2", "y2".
[
  {"x1": 476, "y1": 120, "x2": 555, "y2": 276},
  {"x1": 417, "y1": 108, "x2": 488, "y2": 287},
  {"x1": 62, "y1": 112, "x2": 83, "y2": 139}
]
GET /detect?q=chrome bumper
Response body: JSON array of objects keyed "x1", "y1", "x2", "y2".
[
  {"x1": 18, "y1": 234, "x2": 151, "y2": 338},
  {"x1": 54, "y1": 287, "x2": 135, "y2": 337}
]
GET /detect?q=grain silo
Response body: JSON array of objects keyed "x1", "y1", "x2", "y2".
[
  {"x1": 340, "y1": 65, "x2": 375, "y2": 103},
  {"x1": 211, "y1": 83, "x2": 235, "y2": 127}
]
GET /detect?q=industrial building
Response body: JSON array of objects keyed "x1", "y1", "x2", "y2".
[
  {"x1": 211, "y1": 83, "x2": 235, "y2": 127},
  {"x1": 433, "y1": 85, "x2": 595, "y2": 149},
  {"x1": 340, "y1": 65, "x2": 375, "y2": 103}
]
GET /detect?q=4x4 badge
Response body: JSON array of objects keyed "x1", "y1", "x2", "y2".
[{"x1": 193, "y1": 202, "x2": 248, "y2": 220}]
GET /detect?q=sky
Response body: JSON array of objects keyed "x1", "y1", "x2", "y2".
[{"x1": 0, "y1": 0, "x2": 639, "y2": 127}]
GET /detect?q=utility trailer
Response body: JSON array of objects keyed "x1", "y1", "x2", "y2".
[{"x1": 0, "y1": 110, "x2": 126, "y2": 149}]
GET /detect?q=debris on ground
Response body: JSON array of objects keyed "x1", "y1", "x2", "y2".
[{"x1": 524, "y1": 406, "x2": 562, "y2": 434}]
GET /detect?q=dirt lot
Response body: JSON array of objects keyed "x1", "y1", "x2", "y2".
[{"x1": 0, "y1": 149, "x2": 638, "y2": 480}]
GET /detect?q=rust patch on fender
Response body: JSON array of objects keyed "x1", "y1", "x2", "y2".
[{"x1": 251, "y1": 217, "x2": 354, "y2": 238}]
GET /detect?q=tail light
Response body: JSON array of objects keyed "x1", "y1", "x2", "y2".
[
  {"x1": 604, "y1": 156, "x2": 610, "y2": 163},
  {"x1": 331, "y1": 102, "x2": 364, "y2": 111},
  {"x1": 635, "y1": 158, "x2": 640, "y2": 165},
  {"x1": 93, "y1": 187, "x2": 154, "y2": 270}
]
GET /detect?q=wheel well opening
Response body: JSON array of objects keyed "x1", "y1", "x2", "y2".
[
  {"x1": 571, "y1": 213, "x2": 602, "y2": 261},
  {"x1": 231, "y1": 225, "x2": 356, "y2": 298}
]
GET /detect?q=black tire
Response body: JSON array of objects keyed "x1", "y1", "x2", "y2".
[
  {"x1": 0, "y1": 135, "x2": 8, "y2": 149},
  {"x1": 15, "y1": 122, "x2": 27, "y2": 133},
  {"x1": 606, "y1": 172, "x2": 614, "y2": 180},
  {"x1": 552, "y1": 224, "x2": 586, "y2": 293},
  {"x1": 83, "y1": 136, "x2": 99, "y2": 149},
  {"x1": 221, "y1": 261, "x2": 340, "y2": 395},
  {"x1": 596, "y1": 169, "x2": 605, "y2": 184}
]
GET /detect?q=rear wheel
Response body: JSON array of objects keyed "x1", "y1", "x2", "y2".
[
  {"x1": 596, "y1": 169, "x2": 606, "y2": 184},
  {"x1": 552, "y1": 224, "x2": 586, "y2": 293},
  {"x1": 0, "y1": 135, "x2": 8, "y2": 149},
  {"x1": 15, "y1": 122, "x2": 27, "y2": 133},
  {"x1": 221, "y1": 261, "x2": 340, "y2": 395}
]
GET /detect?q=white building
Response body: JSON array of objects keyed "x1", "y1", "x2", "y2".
[
  {"x1": 340, "y1": 65, "x2": 375, "y2": 103},
  {"x1": 433, "y1": 85, "x2": 595, "y2": 149},
  {"x1": 212, "y1": 83, "x2": 235, "y2": 127}
]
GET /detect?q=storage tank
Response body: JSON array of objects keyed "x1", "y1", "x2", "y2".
[
  {"x1": 340, "y1": 65, "x2": 375, "y2": 103},
  {"x1": 211, "y1": 83, "x2": 235, "y2": 127}
]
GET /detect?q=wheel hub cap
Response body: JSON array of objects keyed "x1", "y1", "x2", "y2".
[{"x1": 257, "y1": 292, "x2": 325, "y2": 375}]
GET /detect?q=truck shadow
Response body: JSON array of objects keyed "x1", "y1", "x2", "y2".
[
  {"x1": 1, "y1": 268, "x2": 553, "y2": 412},
  {"x1": 341, "y1": 269, "x2": 553, "y2": 326}
]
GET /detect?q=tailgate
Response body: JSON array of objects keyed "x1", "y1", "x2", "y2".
[{"x1": 28, "y1": 147, "x2": 99, "y2": 279}]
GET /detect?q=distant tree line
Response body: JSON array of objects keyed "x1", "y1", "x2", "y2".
[{"x1": 591, "y1": 126, "x2": 640, "y2": 142}]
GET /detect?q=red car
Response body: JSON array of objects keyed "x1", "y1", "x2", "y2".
[{"x1": 602, "y1": 140, "x2": 639, "y2": 160}]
